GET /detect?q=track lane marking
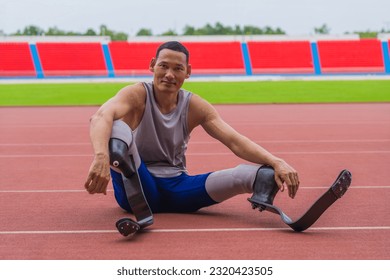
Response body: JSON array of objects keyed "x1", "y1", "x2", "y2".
[
  {"x1": 1, "y1": 226, "x2": 390, "y2": 235},
  {"x1": 1, "y1": 150, "x2": 390, "y2": 158},
  {"x1": 1, "y1": 120, "x2": 388, "y2": 128},
  {"x1": 1, "y1": 139, "x2": 390, "y2": 146},
  {"x1": 1, "y1": 185, "x2": 389, "y2": 193},
  {"x1": 0, "y1": 185, "x2": 389, "y2": 193}
]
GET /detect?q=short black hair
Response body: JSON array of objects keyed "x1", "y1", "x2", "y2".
[{"x1": 156, "y1": 41, "x2": 189, "y2": 64}]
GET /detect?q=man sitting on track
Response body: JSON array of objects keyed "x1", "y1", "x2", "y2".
[{"x1": 83, "y1": 41, "x2": 300, "y2": 231}]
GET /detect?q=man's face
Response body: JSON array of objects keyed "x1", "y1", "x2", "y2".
[{"x1": 149, "y1": 49, "x2": 191, "y2": 94}]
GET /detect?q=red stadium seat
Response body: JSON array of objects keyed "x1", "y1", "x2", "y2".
[
  {"x1": 109, "y1": 42, "x2": 161, "y2": 75},
  {"x1": 1, "y1": 38, "x2": 388, "y2": 78},
  {"x1": 108, "y1": 41, "x2": 245, "y2": 75},
  {"x1": 36, "y1": 42, "x2": 107, "y2": 76},
  {"x1": 317, "y1": 39, "x2": 384, "y2": 73},
  {"x1": 247, "y1": 41, "x2": 314, "y2": 74},
  {"x1": 0, "y1": 42, "x2": 36, "y2": 77},
  {"x1": 182, "y1": 41, "x2": 245, "y2": 75}
]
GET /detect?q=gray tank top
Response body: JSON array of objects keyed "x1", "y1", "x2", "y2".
[{"x1": 133, "y1": 82, "x2": 192, "y2": 177}]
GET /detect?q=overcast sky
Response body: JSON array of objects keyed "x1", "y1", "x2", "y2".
[{"x1": 1, "y1": 0, "x2": 390, "y2": 36}]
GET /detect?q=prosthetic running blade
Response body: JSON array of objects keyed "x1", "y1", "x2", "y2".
[
  {"x1": 248, "y1": 169, "x2": 352, "y2": 232},
  {"x1": 109, "y1": 138, "x2": 154, "y2": 237},
  {"x1": 115, "y1": 157, "x2": 154, "y2": 237}
]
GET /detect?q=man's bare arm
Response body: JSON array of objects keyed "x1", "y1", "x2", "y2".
[
  {"x1": 84, "y1": 83, "x2": 146, "y2": 194},
  {"x1": 189, "y1": 94, "x2": 299, "y2": 198}
]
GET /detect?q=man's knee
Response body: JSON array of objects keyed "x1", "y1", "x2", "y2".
[
  {"x1": 109, "y1": 121, "x2": 135, "y2": 177},
  {"x1": 232, "y1": 164, "x2": 259, "y2": 191},
  {"x1": 111, "y1": 120, "x2": 133, "y2": 146},
  {"x1": 205, "y1": 164, "x2": 258, "y2": 202}
]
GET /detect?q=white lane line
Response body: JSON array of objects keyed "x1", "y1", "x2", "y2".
[
  {"x1": 0, "y1": 230, "x2": 117, "y2": 235},
  {"x1": 0, "y1": 189, "x2": 89, "y2": 193},
  {"x1": 187, "y1": 151, "x2": 390, "y2": 155},
  {"x1": 216, "y1": 139, "x2": 390, "y2": 144},
  {"x1": 229, "y1": 121, "x2": 390, "y2": 126},
  {"x1": 1, "y1": 139, "x2": 389, "y2": 146},
  {"x1": 0, "y1": 143, "x2": 91, "y2": 146},
  {"x1": 0, "y1": 125, "x2": 87, "y2": 128},
  {"x1": 151, "y1": 226, "x2": 390, "y2": 233},
  {"x1": 1, "y1": 226, "x2": 389, "y2": 235},
  {"x1": 1, "y1": 121, "x2": 388, "y2": 128},
  {"x1": 0, "y1": 154, "x2": 92, "y2": 158},
  {"x1": 1, "y1": 150, "x2": 390, "y2": 158},
  {"x1": 0, "y1": 186, "x2": 389, "y2": 194}
]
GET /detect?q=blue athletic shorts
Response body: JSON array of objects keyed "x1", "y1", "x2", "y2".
[{"x1": 110, "y1": 161, "x2": 218, "y2": 213}]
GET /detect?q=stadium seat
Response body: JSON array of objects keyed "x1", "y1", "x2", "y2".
[
  {"x1": 317, "y1": 39, "x2": 384, "y2": 73},
  {"x1": 108, "y1": 41, "x2": 245, "y2": 76},
  {"x1": 182, "y1": 41, "x2": 245, "y2": 75},
  {"x1": 2, "y1": 38, "x2": 389, "y2": 78},
  {"x1": 0, "y1": 42, "x2": 36, "y2": 77},
  {"x1": 109, "y1": 42, "x2": 161, "y2": 76},
  {"x1": 247, "y1": 41, "x2": 314, "y2": 74},
  {"x1": 36, "y1": 42, "x2": 108, "y2": 76}
]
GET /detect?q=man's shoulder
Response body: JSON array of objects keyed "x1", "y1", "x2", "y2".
[
  {"x1": 126, "y1": 81, "x2": 147, "y2": 91},
  {"x1": 187, "y1": 93, "x2": 219, "y2": 132},
  {"x1": 113, "y1": 82, "x2": 147, "y2": 108},
  {"x1": 189, "y1": 92, "x2": 212, "y2": 108},
  {"x1": 188, "y1": 93, "x2": 217, "y2": 121},
  {"x1": 119, "y1": 82, "x2": 147, "y2": 96}
]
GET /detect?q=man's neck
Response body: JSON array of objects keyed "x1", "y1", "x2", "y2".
[{"x1": 153, "y1": 89, "x2": 179, "y2": 114}]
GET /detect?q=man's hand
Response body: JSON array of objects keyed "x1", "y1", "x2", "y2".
[
  {"x1": 272, "y1": 159, "x2": 300, "y2": 199},
  {"x1": 84, "y1": 154, "x2": 111, "y2": 195}
]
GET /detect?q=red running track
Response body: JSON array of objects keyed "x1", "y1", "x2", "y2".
[{"x1": 0, "y1": 103, "x2": 389, "y2": 260}]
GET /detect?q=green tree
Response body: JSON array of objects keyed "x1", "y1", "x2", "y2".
[
  {"x1": 161, "y1": 29, "x2": 178, "y2": 36},
  {"x1": 183, "y1": 25, "x2": 196, "y2": 35},
  {"x1": 99, "y1": 24, "x2": 128, "y2": 40},
  {"x1": 275, "y1": 27, "x2": 285, "y2": 34},
  {"x1": 314, "y1": 24, "x2": 331, "y2": 34},
  {"x1": 14, "y1": 25, "x2": 44, "y2": 36},
  {"x1": 136, "y1": 28, "x2": 153, "y2": 36},
  {"x1": 46, "y1": 26, "x2": 66, "y2": 35},
  {"x1": 234, "y1": 25, "x2": 243, "y2": 35},
  {"x1": 242, "y1": 25, "x2": 263, "y2": 35},
  {"x1": 199, "y1": 23, "x2": 215, "y2": 35},
  {"x1": 112, "y1": 32, "x2": 128, "y2": 41},
  {"x1": 180, "y1": 23, "x2": 285, "y2": 36},
  {"x1": 99, "y1": 25, "x2": 109, "y2": 36},
  {"x1": 85, "y1": 28, "x2": 97, "y2": 36}
]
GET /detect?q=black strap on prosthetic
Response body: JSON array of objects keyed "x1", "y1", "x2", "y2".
[
  {"x1": 109, "y1": 138, "x2": 153, "y2": 237},
  {"x1": 248, "y1": 169, "x2": 352, "y2": 232}
]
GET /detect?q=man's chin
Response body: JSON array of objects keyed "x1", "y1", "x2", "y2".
[
  {"x1": 156, "y1": 83, "x2": 179, "y2": 93},
  {"x1": 161, "y1": 81, "x2": 179, "y2": 89},
  {"x1": 161, "y1": 81, "x2": 176, "y2": 87}
]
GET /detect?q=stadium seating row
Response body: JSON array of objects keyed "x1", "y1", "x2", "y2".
[{"x1": 0, "y1": 39, "x2": 389, "y2": 77}]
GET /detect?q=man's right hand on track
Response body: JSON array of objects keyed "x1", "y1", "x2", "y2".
[{"x1": 84, "y1": 154, "x2": 110, "y2": 195}]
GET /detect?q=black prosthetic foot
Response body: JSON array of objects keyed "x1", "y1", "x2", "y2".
[
  {"x1": 247, "y1": 166, "x2": 280, "y2": 211},
  {"x1": 116, "y1": 218, "x2": 141, "y2": 237}
]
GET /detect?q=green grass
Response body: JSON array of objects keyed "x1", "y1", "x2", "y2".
[
  {"x1": 0, "y1": 83, "x2": 127, "y2": 106},
  {"x1": 185, "y1": 80, "x2": 390, "y2": 104},
  {"x1": 0, "y1": 80, "x2": 389, "y2": 106}
]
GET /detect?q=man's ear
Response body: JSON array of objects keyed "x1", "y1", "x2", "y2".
[
  {"x1": 149, "y1": 58, "x2": 156, "y2": 72},
  {"x1": 186, "y1": 64, "x2": 192, "y2": 79}
]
